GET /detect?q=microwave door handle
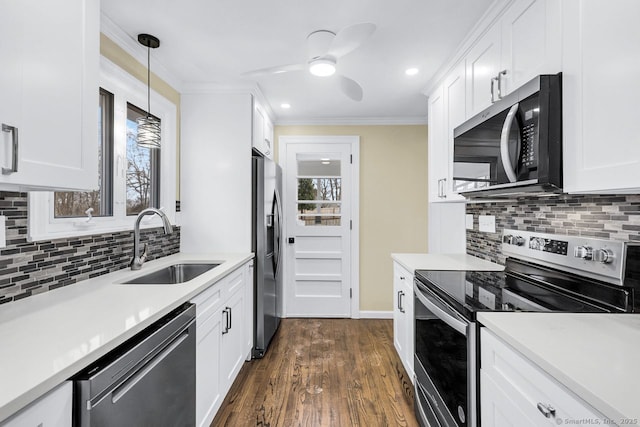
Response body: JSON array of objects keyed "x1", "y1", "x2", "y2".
[
  {"x1": 500, "y1": 102, "x2": 519, "y2": 183},
  {"x1": 415, "y1": 290, "x2": 467, "y2": 335}
]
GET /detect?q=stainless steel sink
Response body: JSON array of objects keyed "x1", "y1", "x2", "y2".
[{"x1": 123, "y1": 263, "x2": 220, "y2": 284}]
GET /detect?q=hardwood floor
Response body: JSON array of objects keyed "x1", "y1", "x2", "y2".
[{"x1": 212, "y1": 318, "x2": 419, "y2": 427}]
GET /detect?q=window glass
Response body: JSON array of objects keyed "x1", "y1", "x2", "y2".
[
  {"x1": 126, "y1": 103, "x2": 160, "y2": 215},
  {"x1": 53, "y1": 89, "x2": 113, "y2": 218},
  {"x1": 296, "y1": 155, "x2": 342, "y2": 226}
]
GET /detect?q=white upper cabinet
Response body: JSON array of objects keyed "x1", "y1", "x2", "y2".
[
  {"x1": 465, "y1": 0, "x2": 561, "y2": 118},
  {"x1": 428, "y1": 85, "x2": 447, "y2": 202},
  {"x1": 443, "y1": 61, "x2": 467, "y2": 201},
  {"x1": 0, "y1": 0, "x2": 99, "y2": 191},
  {"x1": 428, "y1": 62, "x2": 466, "y2": 202},
  {"x1": 499, "y1": 0, "x2": 561, "y2": 96},
  {"x1": 252, "y1": 98, "x2": 274, "y2": 159},
  {"x1": 562, "y1": 0, "x2": 640, "y2": 194},
  {"x1": 465, "y1": 24, "x2": 502, "y2": 117}
]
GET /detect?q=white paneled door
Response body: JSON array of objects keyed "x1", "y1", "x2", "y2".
[{"x1": 281, "y1": 136, "x2": 358, "y2": 317}]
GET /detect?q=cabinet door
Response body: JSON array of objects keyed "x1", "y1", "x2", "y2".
[
  {"x1": 466, "y1": 24, "x2": 502, "y2": 117},
  {"x1": 2, "y1": 382, "x2": 72, "y2": 427},
  {"x1": 400, "y1": 273, "x2": 414, "y2": 381},
  {"x1": 0, "y1": 0, "x2": 99, "y2": 191},
  {"x1": 500, "y1": 0, "x2": 561, "y2": 96},
  {"x1": 481, "y1": 371, "x2": 538, "y2": 426},
  {"x1": 263, "y1": 118, "x2": 274, "y2": 159},
  {"x1": 428, "y1": 86, "x2": 447, "y2": 202},
  {"x1": 392, "y1": 264, "x2": 407, "y2": 359},
  {"x1": 252, "y1": 102, "x2": 266, "y2": 155},
  {"x1": 220, "y1": 287, "x2": 246, "y2": 394},
  {"x1": 195, "y1": 305, "x2": 224, "y2": 427},
  {"x1": 563, "y1": 0, "x2": 640, "y2": 193},
  {"x1": 443, "y1": 62, "x2": 467, "y2": 201}
]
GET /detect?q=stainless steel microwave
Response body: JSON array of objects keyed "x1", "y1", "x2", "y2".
[{"x1": 453, "y1": 73, "x2": 562, "y2": 197}]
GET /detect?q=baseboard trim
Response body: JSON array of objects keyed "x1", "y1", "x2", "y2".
[{"x1": 358, "y1": 310, "x2": 393, "y2": 319}]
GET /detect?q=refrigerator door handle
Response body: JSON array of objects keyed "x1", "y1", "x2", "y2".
[{"x1": 273, "y1": 188, "x2": 283, "y2": 278}]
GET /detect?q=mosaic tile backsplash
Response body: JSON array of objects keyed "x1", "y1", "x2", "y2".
[
  {"x1": 466, "y1": 194, "x2": 640, "y2": 265},
  {"x1": 0, "y1": 192, "x2": 180, "y2": 305}
]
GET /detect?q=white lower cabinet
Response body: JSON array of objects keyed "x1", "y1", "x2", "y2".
[
  {"x1": 191, "y1": 261, "x2": 252, "y2": 427},
  {"x1": 0, "y1": 382, "x2": 72, "y2": 427},
  {"x1": 481, "y1": 329, "x2": 605, "y2": 426},
  {"x1": 392, "y1": 261, "x2": 414, "y2": 382}
]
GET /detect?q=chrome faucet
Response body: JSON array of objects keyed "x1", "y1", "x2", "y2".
[{"x1": 131, "y1": 208, "x2": 173, "y2": 270}]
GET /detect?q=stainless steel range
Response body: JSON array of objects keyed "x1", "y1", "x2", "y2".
[{"x1": 413, "y1": 229, "x2": 640, "y2": 427}]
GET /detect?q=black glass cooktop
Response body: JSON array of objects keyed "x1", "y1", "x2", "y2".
[{"x1": 414, "y1": 259, "x2": 631, "y2": 320}]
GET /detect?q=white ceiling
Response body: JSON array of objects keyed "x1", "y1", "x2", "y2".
[{"x1": 101, "y1": 0, "x2": 493, "y2": 124}]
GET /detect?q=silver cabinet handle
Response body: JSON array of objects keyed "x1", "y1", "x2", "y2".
[
  {"x1": 490, "y1": 77, "x2": 498, "y2": 103},
  {"x1": 398, "y1": 291, "x2": 405, "y2": 313},
  {"x1": 1, "y1": 124, "x2": 18, "y2": 175},
  {"x1": 497, "y1": 70, "x2": 507, "y2": 99},
  {"x1": 227, "y1": 306, "x2": 232, "y2": 331},
  {"x1": 500, "y1": 103, "x2": 519, "y2": 183},
  {"x1": 536, "y1": 402, "x2": 556, "y2": 418}
]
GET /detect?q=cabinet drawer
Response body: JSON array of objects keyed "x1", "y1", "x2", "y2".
[
  {"x1": 192, "y1": 281, "x2": 225, "y2": 319},
  {"x1": 481, "y1": 329, "x2": 604, "y2": 424},
  {"x1": 393, "y1": 263, "x2": 413, "y2": 284}
]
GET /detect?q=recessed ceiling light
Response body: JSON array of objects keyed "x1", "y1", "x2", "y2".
[
  {"x1": 405, "y1": 68, "x2": 419, "y2": 76},
  {"x1": 281, "y1": 103, "x2": 291, "y2": 109},
  {"x1": 321, "y1": 161, "x2": 331, "y2": 165}
]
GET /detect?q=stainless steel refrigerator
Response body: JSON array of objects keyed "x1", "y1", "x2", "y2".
[{"x1": 251, "y1": 152, "x2": 282, "y2": 358}]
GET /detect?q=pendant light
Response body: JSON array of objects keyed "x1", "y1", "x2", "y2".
[{"x1": 136, "y1": 33, "x2": 161, "y2": 149}]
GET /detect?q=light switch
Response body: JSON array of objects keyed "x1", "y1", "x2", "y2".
[
  {"x1": 0, "y1": 216, "x2": 6, "y2": 248},
  {"x1": 478, "y1": 215, "x2": 496, "y2": 233},
  {"x1": 465, "y1": 214, "x2": 474, "y2": 230}
]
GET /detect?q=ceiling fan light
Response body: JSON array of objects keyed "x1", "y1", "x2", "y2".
[{"x1": 309, "y1": 58, "x2": 336, "y2": 77}]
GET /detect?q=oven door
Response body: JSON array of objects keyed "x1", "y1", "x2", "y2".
[{"x1": 414, "y1": 280, "x2": 475, "y2": 427}]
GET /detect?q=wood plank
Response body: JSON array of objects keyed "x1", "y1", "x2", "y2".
[{"x1": 212, "y1": 318, "x2": 418, "y2": 426}]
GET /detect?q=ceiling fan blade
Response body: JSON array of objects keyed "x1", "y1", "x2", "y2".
[
  {"x1": 241, "y1": 63, "x2": 305, "y2": 77},
  {"x1": 327, "y1": 23, "x2": 376, "y2": 59},
  {"x1": 339, "y1": 75, "x2": 363, "y2": 102}
]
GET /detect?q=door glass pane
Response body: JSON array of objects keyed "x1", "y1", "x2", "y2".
[{"x1": 296, "y1": 154, "x2": 342, "y2": 226}]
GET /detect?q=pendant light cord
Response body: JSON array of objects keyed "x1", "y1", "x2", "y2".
[{"x1": 147, "y1": 45, "x2": 151, "y2": 118}]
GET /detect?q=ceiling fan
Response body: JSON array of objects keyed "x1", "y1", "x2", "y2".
[{"x1": 241, "y1": 23, "x2": 376, "y2": 102}]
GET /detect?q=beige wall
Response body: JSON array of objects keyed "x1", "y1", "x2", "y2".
[
  {"x1": 275, "y1": 125, "x2": 428, "y2": 312},
  {"x1": 100, "y1": 34, "x2": 182, "y2": 199}
]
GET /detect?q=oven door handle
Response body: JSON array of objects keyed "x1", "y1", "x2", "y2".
[{"x1": 415, "y1": 290, "x2": 468, "y2": 335}]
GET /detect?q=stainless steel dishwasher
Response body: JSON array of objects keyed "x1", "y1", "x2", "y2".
[{"x1": 74, "y1": 303, "x2": 196, "y2": 427}]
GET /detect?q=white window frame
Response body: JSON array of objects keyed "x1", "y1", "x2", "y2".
[{"x1": 28, "y1": 56, "x2": 177, "y2": 241}]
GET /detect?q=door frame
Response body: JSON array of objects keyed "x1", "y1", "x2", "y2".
[{"x1": 278, "y1": 135, "x2": 360, "y2": 319}]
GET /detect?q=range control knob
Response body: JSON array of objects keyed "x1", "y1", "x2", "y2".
[
  {"x1": 503, "y1": 235, "x2": 512, "y2": 244},
  {"x1": 513, "y1": 236, "x2": 526, "y2": 246},
  {"x1": 574, "y1": 246, "x2": 593, "y2": 260},
  {"x1": 593, "y1": 248, "x2": 614, "y2": 264}
]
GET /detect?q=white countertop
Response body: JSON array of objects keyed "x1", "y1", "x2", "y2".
[
  {"x1": 478, "y1": 312, "x2": 640, "y2": 422},
  {"x1": 391, "y1": 253, "x2": 504, "y2": 272},
  {"x1": 0, "y1": 252, "x2": 253, "y2": 423}
]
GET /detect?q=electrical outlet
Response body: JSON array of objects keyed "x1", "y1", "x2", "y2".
[
  {"x1": 479, "y1": 215, "x2": 496, "y2": 233},
  {"x1": 465, "y1": 214, "x2": 474, "y2": 230},
  {"x1": 465, "y1": 280, "x2": 474, "y2": 297},
  {"x1": 478, "y1": 287, "x2": 495, "y2": 309}
]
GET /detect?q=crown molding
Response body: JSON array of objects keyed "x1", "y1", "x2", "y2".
[
  {"x1": 100, "y1": 13, "x2": 184, "y2": 92},
  {"x1": 275, "y1": 116, "x2": 427, "y2": 126}
]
